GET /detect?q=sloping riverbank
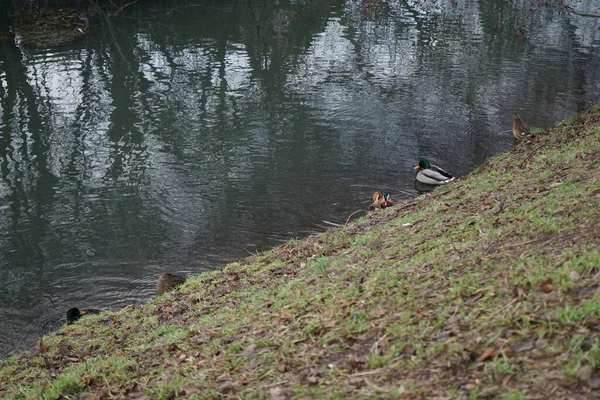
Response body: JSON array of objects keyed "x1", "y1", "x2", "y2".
[{"x1": 1, "y1": 106, "x2": 600, "y2": 399}]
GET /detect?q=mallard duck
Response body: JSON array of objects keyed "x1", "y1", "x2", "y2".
[
  {"x1": 157, "y1": 273, "x2": 186, "y2": 295},
  {"x1": 414, "y1": 159, "x2": 455, "y2": 185},
  {"x1": 512, "y1": 112, "x2": 531, "y2": 140},
  {"x1": 370, "y1": 191, "x2": 395, "y2": 209},
  {"x1": 66, "y1": 307, "x2": 102, "y2": 323}
]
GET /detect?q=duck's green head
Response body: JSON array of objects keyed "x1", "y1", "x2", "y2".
[
  {"x1": 66, "y1": 307, "x2": 85, "y2": 323},
  {"x1": 414, "y1": 159, "x2": 431, "y2": 170}
]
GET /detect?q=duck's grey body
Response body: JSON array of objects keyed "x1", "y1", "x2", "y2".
[
  {"x1": 416, "y1": 166, "x2": 455, "y2": 185},
  {"x1": 414, "y1": 159, "x2": 455, "y2": 188}
]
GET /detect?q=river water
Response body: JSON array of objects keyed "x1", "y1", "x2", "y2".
[{"x1": 0, "y1": 0, "x2": 599, "y2": 358}]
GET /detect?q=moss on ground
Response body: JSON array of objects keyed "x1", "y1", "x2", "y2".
[{"x1": 1, "y1": 106, "x2": 600, "y2": 399}]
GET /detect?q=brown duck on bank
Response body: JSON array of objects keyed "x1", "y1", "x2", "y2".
[
  {"x1": 370, "y1": 191, "x2": 395, "y2": 209},
  {"x1": 157, "y1": 273, "x2": 186, "y2": 295},
  {"x1": 512, "y1": 112, "x2": 531, "y2": 140}
]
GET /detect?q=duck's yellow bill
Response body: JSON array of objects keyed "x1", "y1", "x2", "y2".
[
  {"x1": 413, "y1": 164, "x2": 420, "y2": 169},
  {"x1": 79, "y1": 310, "x2": 87, "y2": 316}
]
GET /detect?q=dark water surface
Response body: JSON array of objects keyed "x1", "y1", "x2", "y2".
[{"x1": 1, "y1": 0, "x2": 599, "y2": 357}]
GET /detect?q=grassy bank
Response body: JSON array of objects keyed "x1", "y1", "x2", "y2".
[{"x1": 1, "y1": 106, "x2": 600, "y2": 399}]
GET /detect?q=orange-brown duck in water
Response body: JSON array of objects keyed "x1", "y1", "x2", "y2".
[{"x1": 370, "y1": 191, "x2": 395, "y2": 209}]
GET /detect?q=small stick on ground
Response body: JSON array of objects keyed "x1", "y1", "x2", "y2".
[
  {"x1": 258, "y1": 380, "x2": 289, "y2": 389},
  {"x1": 345, "y1": 209, "x2": 369, "y2": 226},
  {"x1": 519, "y1": 144, "x2": 546, "y2": 167}
]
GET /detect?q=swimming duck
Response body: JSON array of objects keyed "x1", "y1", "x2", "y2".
[
  {"x1": 512, "y1": 112, "x2": 531, "y2": 140},
  {"x1": 157, "y1": 273, "x2": 187, "y2": 295},
  {"x1": 370, "y1": 191, "x2": 395, "y2": 209},
  {"x1": 414, "y1": 159, "x2": 455, "y2": 186},
  {"x1": 66, "y1": 307, "x2": 102, "y2": 323}
]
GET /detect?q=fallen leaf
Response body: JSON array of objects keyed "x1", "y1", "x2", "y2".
[
  {"x1": 446, "y1": 314, "x2": 463, "y2": 326},
  {"x1": 539, "y1": 283, "x2": 553, "y2": 293},
  {"x1": 269, "y1": 387, "x2": 286, "y2": 400},
  {"x1": 79, "y1": 393, "x2": 102, "y2": 400},
  {"x1": 370, "y1": 308, "x2": 386, "y2": 319},
  {"x1": 539, "y1": 277, "x2": 553, "y2": 285},
  {"x1": 350, "y1": 377, "x2": 366, "y2": 389},
  {"x1": 38, "y1": 339, "x2": 48, "y2": 354},
  {"x1": 277, "y1": 361, "x2": 287, "y2": 373},
  {"x1": 348, "y1": 356, "x2": 366, "y2": 370},
  {"x1": 402, "y1": 344, "x2": 416, "y2": 356},
  {"x1": 581, "y1": 337, "x2": 594, "y2": 351},
  {"x1": 378, "y1": 336, "x2": 390, "y2": 350},
  {"x1": 578, "y1": 365, "x2": 593, "y2": 381},
  {"x1": 221, "y1": 337, "x2": 235, "y2": 345},
  {"x1": 190, "y1": 335, "x2": 211, "y2": 345},
  {"x1": 477, "y1": 347, "x2": 496, "y2": 362},
  {"x1": 589, "y1": 377, "x2": 600, "y2": 389},
  {"x1": 502, "y1": 374, "x2": 515, "y2": 386},
  {"x1": 570, "y1": 271, "x2": 581, "y2": 282},
  {"x1": 543, "y1": 370, "x2": 564, "y2": 380},
  {"x1": 217, "y1": 382, "x2": 235, "y2": 393},
  {"x1": 182, "y1": 386, "x2": 203, "y2": 395},
  {"x1": 279, "y1": 311, "x2": 293, "y2": 323},
  {"x1": 585, "y1": 315, "x2": 600, "y2": 328},
  {"x1": 242, "y1": 344, "x2": 256, "y2": 355},
  {"x1": 512, "y1": 337, "x2": 535, "y2": 353},
  {"x1": 238, "y1": 375, "x2": 249, "y2": 386},
  {"x1": 467, "y1": 290, "x2": 485, "y2": 303},
  {"x1": 324, "y1": 320, "x2": 337, "y2": 329},
  {"x1": 356, "y1": 331, "x2": 375, "y2": 341}
]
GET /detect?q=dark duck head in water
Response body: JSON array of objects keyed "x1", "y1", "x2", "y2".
[
  {"x1": 157, "y1": 273, "x2": 187, "y2": 295},
  {"x1": 66, "y1": 307, "x2": 102, "y2": 323}
]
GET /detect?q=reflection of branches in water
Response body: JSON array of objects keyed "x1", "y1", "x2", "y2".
[
  {"x1": 90, "y1": 1, "x2": 128, "y2": 62},
  {"x1": 564, "y1": 5, "x2": 600, "y2": 18},
  {"x1": 361, "y1": 0, "x2": 382, "y2": 20},
  {"x1": 111, "y1": 0, "x2": 141, "y2": 16},
  {"x1": 109, "y1": 0, "x2": 227, "y2": 20},
  {"x1": 483, "y1": 0, "x2": 600, "y2": 39}
]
